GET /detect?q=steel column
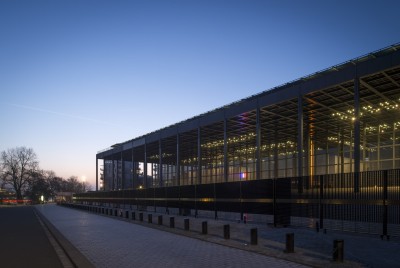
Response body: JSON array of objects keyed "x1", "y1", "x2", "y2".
[
  {"x1": 96, "y1": 157, "x2": 98, "y2": 191},
  {"x1": 197, "y1": 127, "x2": 202, "y2": 185},
  {"x1": 354, "y1": 76, "x2": 360, "y2": 192},
  {"x1": 176, "y1": 133, "x2": 180, "y2": 186},
  {"x1": 121, "y1": 152, "x2": 124, "y2": 190},
  {"x1": 144, "y1": 141, "x2": 147, "y2": 188},
  {"x1": 297, "y1": 95, "x2": 304, "y2": 193},
  {"x1": 224, "y1": 119, "x2": 228, "y2": 182},
  {"x1": 131, "y1": 144, "x2": 135, "y2": 189},
  {"x1": 159, "y1": 138, "x2": 163, "y2": 187},
  {"x1": 256, "y1": 106, "x2": 261, "y2": 180}
]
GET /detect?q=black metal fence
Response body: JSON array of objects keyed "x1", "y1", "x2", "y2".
[{"x1": 74, "y1": 169, "x2": 400, "y2": 237}]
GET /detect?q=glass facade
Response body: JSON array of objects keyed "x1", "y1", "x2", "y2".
[{"x1": 98, "y1": 45, "x2": 400, "y2": 192}]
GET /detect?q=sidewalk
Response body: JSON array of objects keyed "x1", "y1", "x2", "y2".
[{"x1": 37, "y1": 204, "x2": 400, "y2": 267}]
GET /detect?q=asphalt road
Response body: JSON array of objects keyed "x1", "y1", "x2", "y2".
[{"x1": 0, "y1": 206, "x2": 63, "y2": 268}]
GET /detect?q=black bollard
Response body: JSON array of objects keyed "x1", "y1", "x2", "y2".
[
  {"x1": 284, "y1": 233, "x2": 294, "y2": 253},
  {"x1": 184, "y1": 218, "x2": 190, "y2": 231},
  {"x1": 224, "y1": 224, "x2": 230, "y2": 239},
  {"x1": 125, "y1": 210, "x2": 129, "y2": 219},
  {"x1": 333, "y1": 239, "x2": 344, "y2": 262},
  {"x1": 170, "y1": 217, "x2": 175, "y2": 228},
  {"x1": 148, "y1": 214, "x2": 153, "y2": 223},
  {"x1": 202, "y1": 221, "x2": 208, "y2": 235},
  {"x1": 250, "y1": 228, "x2": 258, "y2": 245},
  {"x1": 132, "y1": 211, "x2": 136, "y2": 221},
  {"x1": 158, "y1": 215, "x2": 163, "y2": 225}
]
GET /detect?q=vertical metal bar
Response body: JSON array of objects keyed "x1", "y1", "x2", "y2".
[
  {"x1": 111, "y1": 156, "x2": 114, "y2": 190},
  {"x1": 197, "y1": 126, "x2": 202, "y2": 185},
  {"x1": 382, "y1": 170, "x2": 388, "y2": 239},
  {"x1": 354, "y1": 76, "x2": 360, "y2": 193},
  {"x1": 393, "y1": 123, "x2": 396, "y2": 169},
  {"x1": 273, "y1": 121, "x2": 278, "y2": 227},
  {"x1": 96, "y1": 157, "x2": 98, "y2": 191},
  {"x1": 274, "y1": 126, "x2": 279, "y2": 179},
  {"x1": 121, "y1": 152, "x2": 124, "y2": 190},
  {"x1": 176, "y1": 132, "x2": 180, "y2": 186},
  {"x1": 297, "y1": 95, "x2": 304, "y2": 193},
  {"x1": 319, "y1": 175, "x2": 324, "y2": 229},
  {"x1": 256, "y1": 106, "x2": 261, "y2": 180},
  {"x1": 363, "y1": 124, "x2": 367, "y2": 172},
  {"x1": 378, "y1": 124, "x2": 381, "y2": 166},
  {"x1": 159, "y1": 138, "x2": 163, "y2": 187},
  {"x1": 305, "y1": 128, "x2": 310, "y2": 188},
  {"x1": 144, "y1": 141, "x2": 147, "y2": 189},
  {"x1": 340, "y1": 130, "x2": 344, "y2": 175},
  {"x1": 224, "y1": 118, "x2": 228, "y2": 182},
  {"x1": 131, "y1": 146, "x2": 138, "y2": 189},
  {"x1": 196, "y1": 126, "x2": 201, "y2": 217}
]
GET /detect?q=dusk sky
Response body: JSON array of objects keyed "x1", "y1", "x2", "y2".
[{"x1": 1, "y1": 0, "x2": 399, "y2": 188}]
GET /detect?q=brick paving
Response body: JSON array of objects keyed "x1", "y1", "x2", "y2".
[
  {"x1": 36, "y1": 204, "x2": 307, "y2": 268},
  {"x1": 37, "y1": 204, "x2": 400, "y2": 267}
]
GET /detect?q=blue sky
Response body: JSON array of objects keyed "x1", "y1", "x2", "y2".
[{"x1": 1, "y1": 0, "x2": 399, "y2": 188}]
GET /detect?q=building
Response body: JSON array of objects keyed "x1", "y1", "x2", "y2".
[{"x1": 77, "y1": 43, "x2": 400, "y2": 236}]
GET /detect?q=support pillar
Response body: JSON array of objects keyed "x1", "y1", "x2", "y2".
[
  {"x1": 224, "y1": 119, "x2": 228, "y2": 182},
  {"x1": 159, "y1": 138, "x2": 163, "y2": 187},
  {"x1": 96, "y1": 157, "x2": 98, "y2": 191},
  {"x1": 121, "y1": 152, "x2": 124, "y2": 190},
  {"x1": 256, "y1": 106, "x2": 261, "y2": 180},
  {"x1": 354, "y1": 77, "x2": 360, "y2": 193},
  {"x1": 144, "y1": 142, "x2": 147, "y2": 188},
  {"x1": 131, "y1": 145, "x2": 135, "y2": 189},
  {"x1": 176, "y1": 133, "x2": 180, "y2": 186},
  {"x1": 197, "y1": 127, "x2": 202, "y2": 185},
  {"x1": 297, "y1": 95, "x2": 304, "y2": 193}
]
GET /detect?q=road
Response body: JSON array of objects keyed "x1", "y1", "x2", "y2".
[{"x1": 0, "y1": 206, "x2": 63, "y2": 268}]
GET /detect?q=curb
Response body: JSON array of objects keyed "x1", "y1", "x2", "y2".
[{"x1": 35, "y1": 207, "x2": 95, "y2": 268}]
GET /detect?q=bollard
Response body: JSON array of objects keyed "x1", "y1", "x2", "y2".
[
  {"x1": 202, "y1": 221, "x2": 208, "y2": 235},
  {"x1": 158, "y1": 215, "x2": 163, "y2": 225},
  {"x1": 170, "y1": 217, "x2": 175, "y2": 228},
  {"x1": 224, "y1": 224, "x2": 230, "y2": 239},
  {"x1": 184, "y1": 218, "x2": 190, "y2": 231},
  {"x1": 333, "y1": 240, "x2": 344, "y2": 262},
  {"x1": 284, "y1": 233, "x2": 294, "y2": 253},
  {"x1": 125, "y1": 210, "x2": 129, "y2": 219},
  {"x1": 139, "y1": 212, "x2": 143, "y2": 222},
  {"x1": 114, "y1": 209, "x2": 118, "y2": 217},
  {"x1": 316, "y1": 221, "x2": 320, "y2": 233},
  {"x1": 148, "y1": 214, "x2": 153, "y2": 223},
  {"x1": 102, "y1": 208, "x2": 104, "y2": 214},
  {"x1": 250, "y1": 228, "x2": 258, "y2": 245},
  {"x1": 132, "y1": 211, "x2": 136, "y2": 221}
]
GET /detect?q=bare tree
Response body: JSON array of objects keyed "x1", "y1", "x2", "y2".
[
  {"x1": 0, "y1": 147, "x2": 39, "y2": 199},
  {"x1": 64, "y1": 176, "x2": 91, "y2": 193}
]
